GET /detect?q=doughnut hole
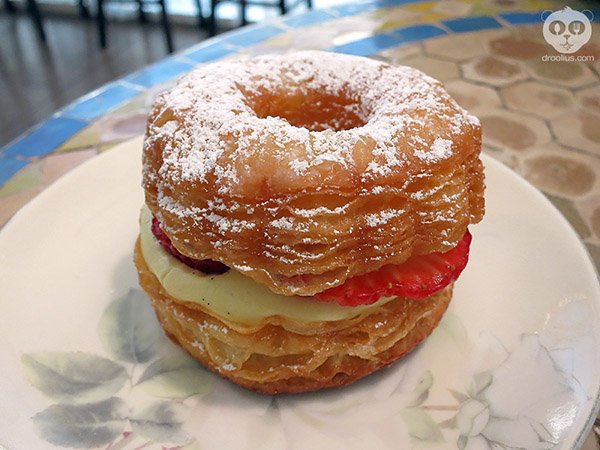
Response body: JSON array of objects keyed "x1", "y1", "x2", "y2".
[{"x1": 249, "y1": 90, "x2": 368, "y2": 132}]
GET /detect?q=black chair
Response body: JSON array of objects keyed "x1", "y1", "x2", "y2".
[
  {"x1": 3, "y1": 0, "x2": 47, "y2": 42},
  {"x1": 204, "y1": 0, "x2": 312, "y2": 36},
  {"x1": 95, "y1": 0, "x2": 174, "y2": 53}
]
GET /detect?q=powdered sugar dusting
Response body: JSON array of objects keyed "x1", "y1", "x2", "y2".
[
  {"x1": 414, "y1": 137, "x2": 453, "y2": 163},
  {"x1": 365, "y1": 209, "x2": 403, "y2": 227},
  {"x1": 144, "y1": 51, "x2": 479, "y2": 236}
]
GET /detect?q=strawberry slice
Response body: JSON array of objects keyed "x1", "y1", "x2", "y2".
[
  {"x1": 315, "y1": 230, "x2": 472, "y2": 306},
  {"x1": 151, "y1": 217, "x2": 229, "y2": 274}
]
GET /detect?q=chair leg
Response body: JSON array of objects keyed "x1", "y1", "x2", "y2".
[
  {"x1": 25, "y1": 0, "x2": 46, "y2": 42},
  {"x1": 279, "y1": 0, "x2": 285, "y2": 15},
  {"x1": 135, "y1": 0, "x2": 147, "y2": 23},
  {"x1": 209, "y1": 0, "x2": 217, "y2": 36},
  {"x1": 78, "y1": 0, "x2": 90, "y2": 19},
  {"x1": 239, "y1": 0, "x2": 247, "y2": 26},
  {"x1": 3, "y1": 0, "x2": 16, "y2": 13},
  {"x1": 158, "y1": 0, "x2": 173, "y2": 53},
  {"x1": 97, "y1": 0, "x2": 107, "y2": 48},
  {"x1": 193, "y1": 0, "x2": 205, "y2": 27}
]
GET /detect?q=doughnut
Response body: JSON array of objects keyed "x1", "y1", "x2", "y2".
[
  {"x1": 136, "y1": 51, "x2": 485, "y2": 393},
  {"x1": 142, "y1": 51, "x2": 484, "y2": 296}
]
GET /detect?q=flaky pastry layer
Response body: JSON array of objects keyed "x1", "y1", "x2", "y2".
[
  {"x1": 134, "y1": 237, "x2": 453, "y2": 394},
  {"x1": 143, "y1": 51, "x2": 485, "y2": 296}
]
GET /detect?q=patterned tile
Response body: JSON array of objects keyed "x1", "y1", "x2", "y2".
[
  {"x1": 61, "y1": 83, "x2": 142, "y2": 122},
  {"x1": 108, "y1": 92, "x2": 149, "y2": 115},
  {"x1": 441, "y1": 15, "x2": 503, "y2": 33},
  {"x1": 482, "y1": 144, "x2": 521, "y2": 172},
  {"x1": 97, "y1": 112, "x2": 148, "y2": 144},
  {"x1": 376, "y1": 42, "x2": 423, "y2": 63},
  {"x1": 576, "y1": 85, "x2": 600, "y2": 115},
  {"x1": 282, "y1": 9, "x2": 336, "y2": 28},
  {"x1": 550, "y1": 111, "x2": 600, "y2": 156},
  {"x1": 384, "y1": 0, "x2": 433, "y2": 7},
  {"x1": 220, "y1": 24, "x2": 286, "y2": 47},
  {"x1": 388, "y1": 23, "x2": 447, "y2": 44},
  {"x1": 546, "y1": 192, "x2": 592, "y2": 240},
  {"x1": 522, "y1": 144, "x2": 600, "y2": 198},
  {"x1": 578, "y1": 194, "x2": 600, "y2": 245},
  {"x1": 488, "y1": 33, "x2": 548, "y2": 60},
  {"x1": 40, "y1": 149, "x2": 97, "y2": 187},
  {"x1": 0, "y1": 159, "x2": 43, "y2": 198},
  {"x1": 499, "y1": 11, "x2": 544, "y2": 25},
  {"x1": 330, "y1": 32, "x2": 401, "y2": 56},
  {"x1": 183, "y1": 41, "x2": 237, "y2": 63},
  {"x1": 526, "y1": 59, "x2": 598, "y2": 88},
  {"x1": 125, "y1": 58, "x2": 196, "y2": 88},
  {"x1": 373, "y1": 6, "x2": 425, "y2": 32},
  {"x1": 0, "y1": 187, "x2": 42, "y2": 228},
  {"x1": 332, "y1": 0, "x2": 381, "y2": 17},
  {"x1": 479, "y1": 108, "x2": 552, "y2": 152},
  {"x1": 431, "y1": 0, "x2": 473, "y2": 17},
  {"x1": 259, "y1": 14, "x2": 382, "y2": 51},
  {"x1": 0, "y1": 159, "x2": 31, "y2": 191},
  {"x1": 461, "y1": 55, "x2": 528, "y2": 87},
  {"x1": 501, "y1": 81, "x2": 575, "y2": 119},
  {"x1": 444, "y1": 79, "x2": 503, "y2": 115},
  {"x1": 424, "y1": 29, "x2": 507, "y2": 61},
  {"x1": 401, "y1": 54, "x2": 459, "y2": 80},
  {"x1": 2, "y1": 117, "x2": 89, "y2": 158},
  {"x1": 56, "y1": 123, "x2": 101, "y2": 153},
  {"x1": 471, "y1": 0, "x2": 556, "y2": 16}
]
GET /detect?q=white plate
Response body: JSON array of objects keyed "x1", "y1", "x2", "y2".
[{"x1": 1, "y1": 136, "x2": 599, "y2": 450}]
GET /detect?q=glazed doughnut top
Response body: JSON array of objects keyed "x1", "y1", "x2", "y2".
[{"x1": 143, "y1": 51, "x2": 485, "y2": 296}]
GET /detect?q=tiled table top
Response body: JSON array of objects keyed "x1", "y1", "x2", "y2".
[{"x1": 1, "y1": 0, "x2": 599, "y2": 445}]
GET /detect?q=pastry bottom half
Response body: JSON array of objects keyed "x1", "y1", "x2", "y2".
[{"x1": 134, "y1": 237, "x2": 453, "y2": 394}]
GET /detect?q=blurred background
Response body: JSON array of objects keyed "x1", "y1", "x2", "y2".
[{"x1": 0, "y1": 0, "x2": 342, "y2": 148}]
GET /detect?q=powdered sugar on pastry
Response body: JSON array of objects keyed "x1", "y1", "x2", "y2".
[
  {"x1": 145, "y1": 51, "x2": 476, "y2": 197},
  {"x1": 142, "y1": 51, "x2": 485, "y2": 296}
]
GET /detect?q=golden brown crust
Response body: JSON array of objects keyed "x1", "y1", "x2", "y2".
[
  {"x1": 134, "y1": 237, "x2": 453, "y2": 394},
  {"x1": 142, "y1": 51, "x2": 485, "y2": 296}
]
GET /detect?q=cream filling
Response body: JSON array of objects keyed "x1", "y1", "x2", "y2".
[{"x1": 139, "y1": 204, "x2": 395, "y2": 325}]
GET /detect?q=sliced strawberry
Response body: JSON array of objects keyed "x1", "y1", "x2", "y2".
[
  {"x1": 151, "y1": 217, "x2": 229, "y2": 274},
  {"x1": 315, "y1": 230, "x2": 472, "y2": 306}
]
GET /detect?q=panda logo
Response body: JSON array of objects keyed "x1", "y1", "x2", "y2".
[{"x1": 542, "y1": 7, "x2": 593, "y2": 54}]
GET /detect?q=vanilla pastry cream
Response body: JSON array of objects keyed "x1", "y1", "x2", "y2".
[{"x1": 139, "y1": 205, "x2": 395, "y2": 325}]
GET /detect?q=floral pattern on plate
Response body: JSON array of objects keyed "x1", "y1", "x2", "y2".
[{"x1": 22, "y1": 289, "x2": 591, "y2": 450}]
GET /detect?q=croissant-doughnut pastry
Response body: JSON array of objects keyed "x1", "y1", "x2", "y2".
[{"x1": 135, "y1": 51, "x2": 485, "y2": 393}]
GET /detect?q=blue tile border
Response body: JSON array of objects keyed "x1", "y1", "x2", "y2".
[
  {"x1": 126, "y1": 58, "x2": 196, "y2": 88},
  {"x1": 220, "y1": 24, "x2": 286, "y2": 47},
  {"x1": 183, "y1": 41, "x2": 237, "y2": 64},
  {"x1": 331, "y1": 0, "x2": 382, "y2": 18},
  {"x1": 499, "y1": 11, "x2": 543, "y2": 25},
  {"x1": 61, "y1": 83, "x2": 142, "y2": 122},
  {"x1": 329, "y1": 24, "x2": 446, "y2": 57},
  {"x1": 389, "y1": 23, "x2": 447, "y2": 45},
  {"x1": 383, "y1": 0, "x2": 429, "y2": 5},
  {"x1": 2, "y1": 117, "x2": 88, "y2": 158},
  {"x1": 441, "y1": 16, "x2": 503, "y2": 33},
  {"x1": 500, "y1": 9, "x2": 600, "y2": 25},
  {"x1": 329, "y1": 32, "x2": 401, "y2": 56},
  {"x1": 0, "y1": 158, "x2": 29, "y2": 187},
  {"x1": 282, "y1": 9, "x2": 336, "y2": 28}
]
